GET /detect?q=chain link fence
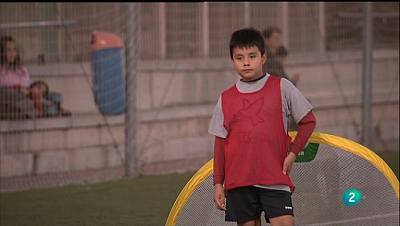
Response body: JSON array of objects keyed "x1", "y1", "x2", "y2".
[{"x1": 0, "y1": 2, "x2": 398, "y2": 192}]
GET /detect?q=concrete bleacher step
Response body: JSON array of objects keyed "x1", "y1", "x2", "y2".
[
  {"x1": 1, "y1": 144, "x2": 125, "y2": 178},
  {"x1": 0, "y1": 114, "x2": 125, "y2": 178},
  {"x1": 0, "y1": 115, "x2": 125, "y2": 152}
]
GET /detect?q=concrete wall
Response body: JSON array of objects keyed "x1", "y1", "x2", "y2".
[
  {"x1": 0, "y1": 115, "x2": 124, "y2": 178},
  {"x1": 0, "y1": 49, "x2": 398, "y2": 182}
]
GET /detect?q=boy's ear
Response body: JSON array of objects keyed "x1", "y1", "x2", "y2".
[{"x1": 262, "y1": 53, "x2": 267, "y2": 64}]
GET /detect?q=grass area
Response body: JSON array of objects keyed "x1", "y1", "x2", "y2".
[{"x1": 0, "y1": 172, "x2": 194, "y2": 226}]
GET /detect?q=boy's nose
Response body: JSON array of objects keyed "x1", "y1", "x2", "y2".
[{"x1": 243, "y1": 58, "x2": 250, "y2": 66}]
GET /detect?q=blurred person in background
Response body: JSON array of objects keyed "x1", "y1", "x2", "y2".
[
  {"x1": 262, "y1": 27, "x2": 300, "y2": 87},
  {"x1": 262, "y1": 27, "x2": 301, "y2": 131},
  {"x1": 0, "y1": 35, "x2": 36, "y2": 119},
  {"x1": 28, "y1": 80, "x2": 71, "y2": 117}
]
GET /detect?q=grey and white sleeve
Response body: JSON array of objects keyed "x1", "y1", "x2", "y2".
[
  {"x1": 208, "y1": 95, "x2": 228, "y2": 138},
  {"x1": 281, "y1": 78, "x2": 313, "y2": 124}
]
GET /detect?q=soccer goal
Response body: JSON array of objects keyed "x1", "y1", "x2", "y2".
[{"x1": 166, "y1": 132, "x2": 399, "y2": 226}]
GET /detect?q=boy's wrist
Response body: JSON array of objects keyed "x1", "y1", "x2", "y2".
[
  {"x1": 289, "y1": 142, "x2": 301, "y2": 156},
  {"x1": 288, "y1": 151, "x2": 297, "y2": 158},
  {"x1": 213, "y1": 174, "x2": 224, "y2": 185}
]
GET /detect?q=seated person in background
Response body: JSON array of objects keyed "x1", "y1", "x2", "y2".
[
  {"x1": 0, "y1": 35, "x2": 36, "y2": 119},
  {"x1": 29, "y1": 80, "x2": 71, "y2": 117},
  {"x1": 0, "y1": 35, "x2": 70, "y2": 119},
  {"x1": 29, "y1": 80, "x2": 47, "y2": 117}
]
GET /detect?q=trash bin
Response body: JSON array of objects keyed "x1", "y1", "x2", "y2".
[{"x1": 90, "y1": 31, "x2": 125, "y2": 115}]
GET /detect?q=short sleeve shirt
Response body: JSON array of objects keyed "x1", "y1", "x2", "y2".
[{"x1": 0, "y1": 66, "x2": 31, "y2": 88}]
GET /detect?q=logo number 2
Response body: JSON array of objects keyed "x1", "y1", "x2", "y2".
[{"x1": 348, "y1": 192, "x2": 356, "y2": 203}]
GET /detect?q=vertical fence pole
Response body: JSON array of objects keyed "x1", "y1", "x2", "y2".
[
  {"x1": 125, "y1": 2, "x2": 138, "y2": 177},
  {"x1": 361, "y1": 2, "x2": 373, "y2": 148}
]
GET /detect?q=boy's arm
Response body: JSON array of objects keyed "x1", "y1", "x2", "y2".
[
  {"x1": 209, "y1": 95, "x2": 227, "y2": 209},
  {"x1": 283, "y1": 111, "x2": 316, "y2": 175},
  {"x1": 280, "y1": 78, "x2": 315, "y2": 155},
  {"x1": 209, "y1": 95, "x2": 227, "y2": 185},
  {"x1": 213, "y1": 136, "x2": 225, "y2": 185},
  {"x1": 289, "y1": 111, "x2": 317, "y2": 155},
  {"x1": 213, "y1": 136, "x2": 226, "y2": 210}
]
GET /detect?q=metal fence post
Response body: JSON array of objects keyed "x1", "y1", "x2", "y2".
[
  {"x1": 361, "y1": 2, "x2": 373, "y2": 148},
  {"x1": 125, "y1": 2, "x2": 138, "y2": 177}
]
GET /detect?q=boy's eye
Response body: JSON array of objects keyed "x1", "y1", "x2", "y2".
[
  {"x1": 235, "y1": 56, "x2": 243, "y2": 61},
  {"x1": 250, "y1": 55, "x2": 256, "y2": 59}
]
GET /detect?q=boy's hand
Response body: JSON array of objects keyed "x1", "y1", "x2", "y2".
[
  {"x1": 214, "y1": 184, "x2": 226, "y2": 211},
  {"x1": 283, "y1": 152, "x2": 297, "y2": 175}
]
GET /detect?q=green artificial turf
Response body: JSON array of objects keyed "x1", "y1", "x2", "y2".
[{"x1": 0, "y1": 172, "x2": 193, "y2": 226}]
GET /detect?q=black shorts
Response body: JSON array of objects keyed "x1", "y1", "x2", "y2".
[{"x1": 225, "y1": 186, "x2": 294, "y2": 223}]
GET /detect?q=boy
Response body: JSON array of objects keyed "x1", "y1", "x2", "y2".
[
  {"x1": 29, "y1": 80, "x2": 71, "y2": 117},
  {"x1": 208, "y1": 28, "x2": 316, "y2": 226},
  {"x1": 29, "y1": 80, "x2": 49, "y2": 117}
]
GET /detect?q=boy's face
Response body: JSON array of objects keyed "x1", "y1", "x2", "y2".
[
  {"x1": 30, "y1": 84, "x2": 47, "y2": 97},
  {"x1": 232, "y1": 46, "x2": 266, "y2": 81}
]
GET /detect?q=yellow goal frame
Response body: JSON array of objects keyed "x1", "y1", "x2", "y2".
[{"x1": 165, "y1": 132, "x2": 399, "y2": 226}]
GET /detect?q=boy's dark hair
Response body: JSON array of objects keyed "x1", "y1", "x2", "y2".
[
  {"x1": 0, "y1": 35, "x2": 22, "y2": 69},
  {"x1": 30, "y1": 80, "x2": 49, "y2": 95},
  {"x1": 229, "y1": 27, "x2": 265, "y2": 59},
  {"x1": 262, "y1": 26, "x2": 282, "y2": 40}
]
